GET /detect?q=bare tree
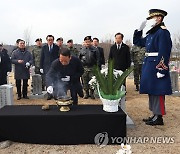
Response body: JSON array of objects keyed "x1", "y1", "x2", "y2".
[
  {"x1": 125, "y1": 39, "x2": 132, "y2": 48},
  {"x1": 23, "y1": 27, "x2": 32, "y2": 47},
  {"x1": 99, "y1": 35, "x2": 114, "y2": 61},
  {"x1": 171, "y1": 33, "x2": 180, "y2": 72}
]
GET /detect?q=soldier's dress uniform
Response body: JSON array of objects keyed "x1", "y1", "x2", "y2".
[
  {"x1": 131, "y1": 45, "x2": 145, "y2": 91},
  {"x1": 133, "y1": 9, "x2": 172, "y2": 125}
]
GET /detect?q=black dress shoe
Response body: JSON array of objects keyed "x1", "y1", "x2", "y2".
[
  {"x1": 84, "y1": 90, "x2": 89, "y2": 99},
  {"x1": 54, "y1": 97, "x2": 58, "y2": 100},
  {"x1": 83, "y1": 95, "x2": 89, "y2": 99},
  {"x1": 90, "y1": 90, "x2": 95, "y2": 99},
  {"x1": 145, "y1": 115, "x2": 164, "y2": 126},
  {"x1": 47, "y1": 95, "x2": 53, "y2": 100},
  {"x1": 90, "y1": 95, "x2": 95, "y2": 99},
  {"x1": 135, "y1": 85, "x2": 139, "y2": 91},
  {"x1": 17, "y1": 97, "x2": 21, "y2": 100},
  {"x1": 143, "y1": 115, "x2": 155, "y2": 122},
  {"x1": 23, "y1": 96, "x2": 29, "y2": 99}
]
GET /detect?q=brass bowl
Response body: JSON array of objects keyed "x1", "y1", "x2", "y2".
[{"x1": 56, "y1": 96, "x2": 72, "y2": 112}]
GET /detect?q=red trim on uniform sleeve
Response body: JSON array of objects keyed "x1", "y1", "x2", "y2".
[
  {"x1": 159, "y1": 96, "x2": 165, "y2": 115},
  {"x1": 156, "y1": 57, "x2": 168, "y2": 70}
]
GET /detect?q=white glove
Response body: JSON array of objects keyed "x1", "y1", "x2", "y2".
[
  {"x1": 138, "y1": 20, "x2": 147, "y2": 31},
  {"x1": 157, "y1": 72, "x2": 165, "y2": 78},
  {"x1": 61, "y1": 76, "x2": 70, "y2": 82},
  {"x1": 26, "y1": 62, "x2": 30, "y2": 67},
  {"x1": 40, "y1": 69, "x2": 43, "y2": 74},
  {"x1": 47, "y1": 86, "x2": 53, "y2": 94},
  {"x1": 7, "y1": 72, "x2": 10, "y2": 76},
  {"x1": 32, "y1": 66, "x2": 35, "y2": 69}
]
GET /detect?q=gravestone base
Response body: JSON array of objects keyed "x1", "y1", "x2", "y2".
[
  {"x1": 32, "y1": 74, "x2": 43, "y2": 95},
  {"x1": 172, "y1": 91, "x2": 180, "y2": 97},
  {"x1": 119, "y1": 96, "x2": 135, "y2": 129},
  {"x1": 170, "y1": 71, "x2": 179, "y2": 96},
  {"x1": 0, "y1": 84, "x2": 14, "y2": 109},
  {"x1": 29, "y1": 91, "x2": 47, "y2": 99}
]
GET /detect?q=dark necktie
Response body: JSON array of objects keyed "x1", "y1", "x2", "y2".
[
  {"x1": 49, "y1": 45, "x2": 52, "y2": 52},
  {"x1": 118, "y1": 44, "x2": 120, "y2": 50}
]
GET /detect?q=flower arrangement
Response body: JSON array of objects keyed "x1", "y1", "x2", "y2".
[{"x1": 89, "y1": 60, "x2": 133, "y2": 112}]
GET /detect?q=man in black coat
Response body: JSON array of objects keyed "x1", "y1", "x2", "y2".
[
  {"x1": 46, "y1": 50, "x2": 84, "y2": 104},
  {"x1": 0, "y1": 44, "x2": 11, "y2": 85},
  {"x1": 11, "y1": 40, "x2": 33, "y2": 100},
  {"x1": 109, "y1": 33, "x2": 131, "y2": 72},
  {"x1": 93, "y1": 38, "x2": 105, "y2": 69},
  {"x1": 40, "y1": 35, "x2": 59, "y2": 100},
  {"x1": 11, "y1": 39, "x2": 21, "y2": 54}
]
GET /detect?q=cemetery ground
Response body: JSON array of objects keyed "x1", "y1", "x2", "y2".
[{"x1": 0, "y1": 73, "x2": 180, "y2": 154}]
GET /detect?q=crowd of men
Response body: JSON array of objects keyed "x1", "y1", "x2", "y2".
[
  {"x1": 0, "y1": 9, "x2": 173, "y2": 126},
  {"x1": 0, "y1": 33, "x2": 133, "y2": 103}
]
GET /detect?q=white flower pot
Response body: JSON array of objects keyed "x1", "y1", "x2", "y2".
[
  {"x1": 100, "y1": 97, "x2": 121, "y2": 112},
  {"x1": 97, "y1": 84, "x2": 121, "y2": 112}
]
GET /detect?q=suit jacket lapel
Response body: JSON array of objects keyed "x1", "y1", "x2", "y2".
[{"x1": 119, "y1": 43, "x2": 124, "y2": 52}]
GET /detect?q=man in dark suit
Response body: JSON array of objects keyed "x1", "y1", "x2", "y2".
[
  {"x1": 109, "y1": 33, "x2": 131, "y2": 72},
  {"x1": 92, "y1": 38, "x2": 105, "y2": 69},
  {"x1": 40, "y1": 35, "x2": 59, "y2": 100}
]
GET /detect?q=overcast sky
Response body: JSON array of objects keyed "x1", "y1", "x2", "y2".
[{"x1": 0, "y1": 0, "x2": 180, "y2": 45}]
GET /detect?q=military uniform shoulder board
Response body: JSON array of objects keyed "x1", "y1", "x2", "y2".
[{"x1": 160, "y1": 26, "x2": 167, "y2": 29}]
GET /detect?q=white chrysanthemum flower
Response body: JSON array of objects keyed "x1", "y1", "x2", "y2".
[
  {"x1": 116, "y1": 143, "x2": 132, "y2": 154},
  {"x1": 100, "y1": 68, "x2": 108, "y2": 74},
  {"x1": 114, "y1": 69, "x2": 123, "y2": 77},
  {"x1": 92, "y1": 76, "x2": 96, "y2": 80},
  {"x1": 116, "y1": 149, "x2": 125, "y2": 154}
]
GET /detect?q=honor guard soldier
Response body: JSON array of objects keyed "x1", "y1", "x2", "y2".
[
  {"x1": 133, "y1": 9, "x2": 172, "y2": 125},
  {"x1": 79, "y1": 36, "x2": 100, "y2": 99}
]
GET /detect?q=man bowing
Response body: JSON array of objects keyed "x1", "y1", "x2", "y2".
[{"x1": 46, "y1": 49, "x2": 84, "y2": 105}]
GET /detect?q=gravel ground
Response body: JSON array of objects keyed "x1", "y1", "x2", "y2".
[{"x1": 0, "y1": 76, "x2": 180, "y2": 154}]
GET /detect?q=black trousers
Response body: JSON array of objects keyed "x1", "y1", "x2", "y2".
[
  {"x1": 0, "y1": 73, "x2": 7, "y2": 85},
  {"x1": 16, "y1": 79, "x2": 28, "y2": 97},
  {"x1": 70, "y1": 84, "x2": 83, "y2": 105}
]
